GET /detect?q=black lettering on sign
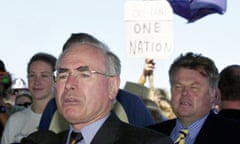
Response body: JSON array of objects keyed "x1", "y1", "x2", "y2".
[
  {"x1": 129, "y1": 40, "x2": 171, "y2": 56},
  {"x1": 133, "y1": 22, "x2": 161, "y2": 34}
]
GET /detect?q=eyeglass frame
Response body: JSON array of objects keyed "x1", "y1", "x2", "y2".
[{"x1": 55, "y1": 66, "x2": 116, "y2": 82}]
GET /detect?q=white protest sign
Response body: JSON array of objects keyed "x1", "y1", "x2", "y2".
[{"x1": 124, "y1": 0, "x2": 174, "y2": 59}]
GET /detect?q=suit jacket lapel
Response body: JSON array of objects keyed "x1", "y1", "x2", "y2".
[
  {"x1": 57, "y1": 130, "x2": 69, "y2": 144},
  {"x1": 194, "y1": 111, "x2": 215, "y2": 144},
  {"x1": 57, "y1": 112, "x2": 122, "y2": 144},
  {"x1": 91, "y1": 112, "x2": 121, "y2": 144}
]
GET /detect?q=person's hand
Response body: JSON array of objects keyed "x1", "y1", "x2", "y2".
[
  {"x1": 138, "y1": 58, "x2": 155, "y2": 85},
  {"x1": 143, "y1": 58, "x2": 155, "y2": 76}
]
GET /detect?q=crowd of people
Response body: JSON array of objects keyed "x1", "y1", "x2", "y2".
[{"x1": 0, "y1": 32, "x2": 239, "y2": 144}]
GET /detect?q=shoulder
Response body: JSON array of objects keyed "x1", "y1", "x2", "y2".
[
  {"x1": 21, "y1": 130, "x2": 62, "y2": 144},
  {"x1": 147, "y1": 119, "x2": 176, "y2": 134},
  {"x1": 196, "y1": 112, "x2": 240, "y2": 143},
  {"x1": 119, "y1": 122, "x2": 173, "y2": 144},
  {"x1": 7, "y1": 107, "x2": 38, "y2": 126},
  {"x1": 8, "y1": 107, "x2": 30, "y2": 119},
  {"x1": 204, "y1": 112, "x2": 240, "y2": 130}
]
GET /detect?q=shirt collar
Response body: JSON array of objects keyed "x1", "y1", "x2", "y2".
[
  {"x1": 175, "y1": 112, "x2": 209, "y2": 139},
  {"x1": 68, "y1": 113, "x2": 110, "y2": 144}
]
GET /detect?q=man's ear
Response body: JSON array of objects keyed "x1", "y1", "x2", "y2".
[
  {"x1": 216, "y1": 88, "x2": 222, "y2": 105},
  {"x1": 108, "y1": 77, "x2": 120, "y2": 100},
  {"x1": 212, "y1": 88, "x2": 221, "y2": 112}
]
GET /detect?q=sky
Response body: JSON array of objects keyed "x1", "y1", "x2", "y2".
[{"x1": 0, "y1": 0, "x2": 239, "y2": 92}]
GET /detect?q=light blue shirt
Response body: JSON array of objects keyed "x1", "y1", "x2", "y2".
[
  {"x1": 170, "y1": 113, "x2": 209, "y2": 144},
  {"x1": 66, "y1": 113, "x2": 110, "y2": 144}
]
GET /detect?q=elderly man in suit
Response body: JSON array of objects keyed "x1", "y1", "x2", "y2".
[
  {"x1": 148, "y1": 52, "x2": 240, "y2": 144},
  {"x1": 21, "y1": 33, "x2": 173, "y2": 144}
]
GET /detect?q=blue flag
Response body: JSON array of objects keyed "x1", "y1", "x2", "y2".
[{"x1": 168, "y1": 0, "x2": 227, "y2": 23}]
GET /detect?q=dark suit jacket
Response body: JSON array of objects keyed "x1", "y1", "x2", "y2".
[
  {"x1": 148, "y1": 111, "x2": 240, "y2": 144},
  {"x1": 21, "y1": 112, "x2": 172, "y2": 144},
  {"x1": 57, "y1": 112, "x2": 173, "y2": 144},
  {"x1": 218, "y1": 109, "x2": 240, "y2": 120}
]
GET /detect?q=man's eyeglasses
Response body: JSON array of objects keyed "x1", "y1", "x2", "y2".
[{"x1": 56, "y1": 66, "x2": 116, "y2": 82}]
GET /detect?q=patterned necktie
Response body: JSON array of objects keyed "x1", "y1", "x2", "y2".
[
  {"x1": 69, "y1": 131, "x2": 83, "y2": 144},
  {"x1": 174, "y1": 129, "x2": 189, "y2": 144}
]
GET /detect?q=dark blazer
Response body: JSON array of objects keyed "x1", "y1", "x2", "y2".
[
  {"x1": 148, "y1": 111, "x2": 240, "y2": 144},
  {"x1": 57, "y1": 112, "x2": 173, "y2": 144},
  {"x1": 21, "y1": 112, "x2": 172, "y2": 144},
  {"x1": 218, "y1": 109, "x2": 240, "y2": 120},
  {"x1": 20, "y1": 130, "x2": 61, "y2": 144}
]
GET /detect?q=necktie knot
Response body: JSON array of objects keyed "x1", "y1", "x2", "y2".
[
  {"x1": 174, "y1": 129, "x2": 189, "y2": 144},
  {"x1": 69, "y1": 131, "x2": 83, "y2": 144},
  {"x1": 179, "y1": 129, "x2": 189, "y2": 137}
]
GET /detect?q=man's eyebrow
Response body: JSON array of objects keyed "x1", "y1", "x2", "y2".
[
  {"x1": 58, "y1": 66, "x2": 90, "y2": 73},
  {"x1": 58, "y1": 68, "x2": 69, "y2": 73},
  {"x1": 76, "y1": 66, "x2": 90, "y2": 71}
]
